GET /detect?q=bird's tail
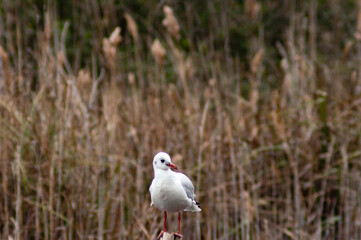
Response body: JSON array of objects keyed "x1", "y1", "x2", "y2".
[{"x1": 184, "y1": 201, "x2": 201, "y2": 212}]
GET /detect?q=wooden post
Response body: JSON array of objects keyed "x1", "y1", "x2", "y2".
[{"x1": 159, "y1": 232, "x2": 183, "y2": 240}]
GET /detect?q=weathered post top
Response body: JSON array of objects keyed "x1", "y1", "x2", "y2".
[{"x1": 159, "y1": 232, "x2": 183, "y2": 240}]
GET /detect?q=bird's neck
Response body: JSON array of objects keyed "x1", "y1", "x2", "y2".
[{"x1": 154, "y1": 168, "x2": 171, "y2": 178}]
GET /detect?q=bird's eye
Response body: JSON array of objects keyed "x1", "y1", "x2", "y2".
[{"x1": 161, "y1": 159, "x2": 165, "y2": 163}]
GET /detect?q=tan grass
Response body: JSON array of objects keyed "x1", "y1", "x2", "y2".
[
  {"x1": 162, "y1": 5, "x2": 180, "y2": 40},
  {"x1": 1, "y1": 1, "x2": 361, "y2": 240}
]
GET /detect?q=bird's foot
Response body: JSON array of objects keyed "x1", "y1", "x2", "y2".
[
  {"x1": 174, "y1": 232, "x2": 183, "y2": 238},
  {"x1": 157, "y1": 231, "x2": 165, "y2": 240}
]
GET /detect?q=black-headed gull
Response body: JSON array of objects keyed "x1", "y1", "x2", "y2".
[{"x1": 149, "y1": 152, "x2": 201, "y2": 239}]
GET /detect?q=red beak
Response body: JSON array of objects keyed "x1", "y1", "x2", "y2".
[{"x1": 166, "y1": 163, "x2": 178, "y2": 170}]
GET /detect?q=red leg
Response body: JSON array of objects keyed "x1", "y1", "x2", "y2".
[
  {"x1": 178, "y1": 212, "x2": 181, "y2": 233},
  {"x1": 174, "y1": 212, "x2": 183, "y2": 238},
  {"x1": 157, "y1": 212, "x2": 167, "y2": 239},
  {"x1": 164, "y1": 211, "x2": 167, "y2": 232}
]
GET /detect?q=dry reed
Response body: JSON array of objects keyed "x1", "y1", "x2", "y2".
[{"x1": 0, "y1": 1, "x2": 361, "y2": 240}]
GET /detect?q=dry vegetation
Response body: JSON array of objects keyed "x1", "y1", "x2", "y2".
[{"x1": 1, "y1": 0, "x2": 361, "y2": 239}]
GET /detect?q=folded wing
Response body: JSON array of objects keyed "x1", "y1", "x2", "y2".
[{"x1": 174, "y1": 172, "x2": 196, "y2": 200}]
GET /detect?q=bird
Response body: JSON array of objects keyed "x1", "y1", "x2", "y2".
[{"x1": 149, "y1": 152, "x2": 201, "y2": 239}]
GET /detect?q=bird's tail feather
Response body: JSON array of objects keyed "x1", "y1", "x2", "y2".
[{"x1": 184, "y1": 201, "x2": 201, "y2": 212}]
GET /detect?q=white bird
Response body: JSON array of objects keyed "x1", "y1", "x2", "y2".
[{"x1": 149, "y1": 152, "x2": 201, "y2": 239}]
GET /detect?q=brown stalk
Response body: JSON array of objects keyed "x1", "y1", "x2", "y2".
[
  {"x1": 1, "y1": 111, "x2": 9, "y2": 239},
  {"x1": 15, "y1": 145, "x2": 22, "y2": 240},
  {"x1": 0, "y1": 46, "x2": 11, "y2": 93}
]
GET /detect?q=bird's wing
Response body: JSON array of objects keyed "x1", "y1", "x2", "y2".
[{"x1": 174, "y1": 172, "x2": 196, "y2": 200}]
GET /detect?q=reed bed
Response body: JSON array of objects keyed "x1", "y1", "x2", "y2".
[{"x1": 1, "y1": 0, "x2": 361, "y2": 239}]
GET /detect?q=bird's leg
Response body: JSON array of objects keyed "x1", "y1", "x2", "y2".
[
  {"x1": 157, "y1": 211, "x2": 167, "y2": 240},
  {"x1": 178, "y1": 212, "x2": 181, "y2": 233},
  {"x1": 174, "y1": 212, "x2": 183, "y2": 238},
  {"x1": 164, "y1": 211, "x2": 167, "y2": 232}
]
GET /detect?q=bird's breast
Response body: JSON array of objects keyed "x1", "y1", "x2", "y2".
[{"x1": 151, "y1": 177, "x2": 191, "y2": 212}]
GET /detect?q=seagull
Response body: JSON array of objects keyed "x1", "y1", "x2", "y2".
[{"x1": 149, "y1": 152, "x2": 201, "y2": 239}]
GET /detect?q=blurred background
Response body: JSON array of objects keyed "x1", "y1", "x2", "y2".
[{"x1": 1, "y1": 0, "x2": 361, "y2": 239}]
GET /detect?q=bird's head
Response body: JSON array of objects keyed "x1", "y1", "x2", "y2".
[{"x1": 153, "y1": 152, "x2": 178, "y2": 171}]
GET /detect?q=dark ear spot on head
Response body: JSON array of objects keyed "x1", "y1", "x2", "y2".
[{"x1": 155, "y1": 161, "x2": 157, "y2": 165}]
